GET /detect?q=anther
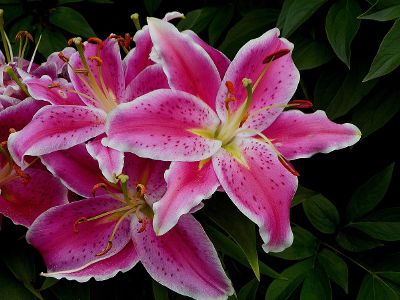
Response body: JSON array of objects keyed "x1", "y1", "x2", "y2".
[
  {"x1": 124, "y1": 33, "x2": 132, "y2": 49},
  {"x1": 288, "y1": 100, "x2": 313, "y2": 109},
  {"x1": 278, "y1": 155, "x2": 300, "y2": 177},
  {"x1": 224, "y1": 97, "x2": 236, "y2": 110},
  {"x1": 74, "y1": 68, "x2": 89, "y2": 75},
  {"x1": 48, "y1": 83, "x2": 61, "y2": 89},
  {"x1": 239, "y1": 112, "x2": 249, "y2": 127},
  {"x1": 263, "y1": 49, "x2": 290, "y2": 64},
  {"x1": 137, "y1": 218, "x2": 149, "y2": 233},
  {"x1": 15, "y1": 31, "x2": 33, "y2": 42},
  {"x1": 96, "y1": 241, "x2": 112, "y2": 256},
  {"x1": 58, "y1": 52, "x2": 69, "y2": 63},
  {"x1": 9, "y1": 128, "x2": 16, "y2": 133},
  {"x1": 13, "y1": 165, "x2": 30, "y2": 183},
  {"x1": 136, "y1": 184, "x2": 146, "y2": 198},
  {"x1": 225, "y1": 81, "x2": 235, "y2": 94},
  {"x1": 89, "y1": 56, "x2": 103, "y2": 66},
  {"x1": 88, "y1": 37, "x2": 104, "y2": 49},
  {"x1": 92, "y1": 182, "x2": 108, "y2": 197},
  {"x1": 73, "y1": 217, "x2": 88, "y2": 233}
]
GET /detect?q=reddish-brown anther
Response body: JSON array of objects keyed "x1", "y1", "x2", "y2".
[
  {"x1": 289, "y1": 100, "x2": 313, "y2": 109},
  {"x1": 58, "y1": 52, "x2": 69, "y2": 63},
  {"x1": 225, "y1": 80, "x2": 235, "y2": 95},
  {"x1": 124, "y1": 33, "x2": 132, "y2": 49},
  {"x1": 263, "y1": 49, "x2": 291, "y2": 64},
  {"x1": 15, "y1": 31, "x2": 33, "y2": 42},
  {"x1": 88, "y1": 37, "x2": 104, "y2": 49},
  {"x1": 278, "y1": 155, "x2": 300, "y2": 177}
]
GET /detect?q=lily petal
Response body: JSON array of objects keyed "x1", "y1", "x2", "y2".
[
  {"x1": 27, "y1": 196, "x2": 131, "y2": 275},
  {"x1": 212, "y1": 138, "x2": 297, "y2": 252},
  {"x1": 215, "y1": 28, "x2": 299, "y2": 132},
  {"x1": 41, "y1": 144, "x2": 110, "y2": 198},
  {"x1": 153, "y1": 161, "x2": 219, "y2": 235},
  {"x1": 263, "y1": 110, "x2": 362, "y2": 160},
  {"x1": 132, "y1": 215, "x2": 234, "y2": 299},
  {"x1": 25, "y1": 76, "x2": 85, "y2": 105},
  {"x1": 104, "y1": 89, "x2": 222, "y2": 162},
  {"x1": 122, "y1": 153, "x2": 169, "y2": 205},
  {"x1": 42, "y1": 241, "x2": 139, "y2": 282},
  {"x1": 148, "y1": 17, "x2": 221, "y2": 109},
  {"x1": 0, "y1": 97, "x2": 47, "y2": 141},
  {"x1": 122, "y1": 64, "x2": 168, "y2": 103},
  {"x1": 68, "y1": 38, "x2": 124, "y2": 106},
  {"x1": 0, "y1": 168, "x2": 68, "y2": 227},
  {"x1": 86, "y1": 135, "x2": 124, "y2": 183},
  {"x1": 8, "y1": 105, "x2": 106, "y2": 166},
  {"x1": 183, "y1": 30, "x2": 230, "y2": 78}
]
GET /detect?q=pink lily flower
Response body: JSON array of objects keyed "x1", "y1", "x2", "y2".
[
  {"x1": 104, "y1": 18, "x2": 362, "y2": 252},
  {"x1": 27, "y1": 152, "x2": 234, "y2": 299}
]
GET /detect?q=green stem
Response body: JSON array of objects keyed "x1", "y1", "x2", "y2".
[{"x1": 4, "y1": 66, "x2": 30, "y2": 96}]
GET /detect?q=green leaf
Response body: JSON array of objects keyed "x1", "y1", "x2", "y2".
[
  {"x1": 325, "y1": 0, "x2": 361, "y2": 67},
  {"x1": 144, "y1": 0, "x2": 161, "y2": 16},
  {"x1": 238, "y1": 279, "x2": 259, "y2": 300},
  {"x1": 346, "y1": 163, "x2": 395, "y2": 221},
  {"x1": 1, "y1": 244, "x2": 35, "y2": 283},
  {"x1": 291, "y1": 185, "x2": 318, "y2": 207},
  {"x1": 366, "y1": 207, "x2": 400, "y2": 221},
  {"x1": 277, "y1": 0, "x2": 326, "y2": 37},
  {"x1": 57, "y1": 0, "x2": 83, "y2": 4},
  {"x1": 219, "y1": 9, "x2": 279, "y2": 58},
  {"x1": 318, "y1": 248, "x2": 348, "y2": 293},
  {"x1": 379, "y1": 272, "x2": 400, "y2": 285},
  {"x1": 350, "y1": 222, "x2": 400, "y2": 241},
  {"x1": 38, "y1": 28, "x2": 67, "y2": 58},
  {"x1": 300, "y1": 264, "x2": 332, "y2": 300},
  {"x1": 88, "y1": 0, "x2": 113, "y2": 3},
  {"x1": 204, "y1": 197, "x2": 260, "y2": 279},
  {"x1": 40, "y1": 278, "x2": 58, "y2": 291},
  {"x1": 152, "y1": 280, "x2": 169, "y2": 300},
  {"x1": 325, "y1": 61, "x2": 377, "y2": 119},
  {"x1": 357, "y1": 274, "x2": 400, "y2": 300},
  {"x1": 0, "y1": 264, "x2": 35, "y2": 300},
  {"x1": 303, "y1": 194, "x2": 340, "y2": 234},
  {"x1": 177, "y1": 7, "x2": 218, "y2": 33},
  {"x1": 265, "y1": 259, "x2": 313, "y2": 300},
  {"x1": 363, "y1": 19, "x2": 400, "y2": 81},
  {"x1": 1, "y1": 4, "x2": 24, "y2": 25},
  {"x1": 208, "y1": 4, "x2": 234, "y2": 46},
  {"x1": 292, "y1": 35, "x2": 334, "y2": 70},
  {"x1": 51, "y1": 280, "x2": 90, "y2": 300},
  {"x1": 313, "y1": 66, "x2": 347, "y2": 110},
  {"x1": 359, "y1": 0, "x2": 400, "y2": 21},
  {"x1": 336, "y1": 231, "x2": 384, "y2": 252},
  {"x1": 271, "y1": 226, "x2": 317, "y2": 260},
  {"x1": 352, "y1": 87, "x2": 400, "y2": 138},
  {"x1": 205, "y1": 225, "x2": 281, "y2": 279},
  {"x1": 49, "y1": 6, "x2": 95, "y2": 38}
]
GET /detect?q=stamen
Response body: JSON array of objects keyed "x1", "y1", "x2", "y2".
[
  {"x1": 136, "y1": 184, "x2": 146, "y2": 198},
  {"x1": 117, "y1": 174, "x2": 130, "y2": 201},
  {"x1": 96, "y1": 241, "x2": 112, "y2": 256},
  {"x1": 124, "y1": 33, "x2": 132, "y2": 49},
  {"x1": 0, "y1": 9, "x2": 13, "y2": 63},
  {"x1": 88, "y1": 37, "x2": 104, "y2": 49},
  {"x1": 137, "y1": 218, "x2": 149, "y2": 233},
  {"x1": 73, "y1": 217, "x2": 88, "y2": 233},
  {"x1": 89, "y1": 56, "x2": 103, "y2": 66},
  {"x1": 27, "y1": 34, "x2": 41, "y2": 73},
  {"x1": 262, "y1": 49, "x2": 290, "y2": 64},
  {"x1": 225, "y1": 97, "x2": 236, "y2": 110},
  {"x1": 15, "y1": 31, "x2": 33, "y2": 42},
  {"x1": 278, "y1": 156, "x2": 300, "y2": 176},
  {"x1": 9, "y1": 128, "x2": 16, "y2": 133},
  {"x1": 288, "y1": 100, "x2": 313, "y2": 109},
  {"x1": 198, "y1": 157, "x2": 211, "y2": 170},
  {"x1": 58, "y1": 51, "x2": 69, "y2": 63},
  {"x1": 92, "y1": 183, "x2": 108, "y2": 197},
  {"x1": 225, "y1": 81, "x2": 235, "y2": 94}
]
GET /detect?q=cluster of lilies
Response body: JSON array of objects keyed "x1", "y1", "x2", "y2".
[{"x1": 0, "y1": 10, "x2": 361, "y2": 299}]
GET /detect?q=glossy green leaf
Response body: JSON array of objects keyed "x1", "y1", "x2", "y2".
[
  {"x1": 359, "y1": 0, "x2": 400, "y2": 21},
  {"x1": 291, "y1": 185, "x2": 318, "y2": 207},
  {"x1": 49, "y1": 6, "x2": 95, "y2": 38},
  {"x1": 177, "y1": 7, "x2": 217, "y2": 33},
  {"x1": 292, "y1": 35, "x2": 334, "y2": 70},
  {"x1": 346, "y1": 163, "x2": 395, "y2": 221},
  {"x1": 208, "y1": 4, "x2": 234, "y2": 46},
  {"x1": 152, "y1": 280, "x2": 169, "y2": 300},
  {"x1": 204, "y1": 197, "x2": 259, "y2": 279},
  {"x1": 38, "y1": 28, "x2": 67, "y2": 58},
  {"x1": 1, "y1": 244, "x2": 35, "y2": 283},
  {"x1": 350, "y1": 222, "x2": 400, "y2": 241},
  {"x1": 378, "y1": 272, "x2": 400, "y2": 285},
  {"x1": 363, "y1": 19, "x2": 400, "y2": 81},
  {"x1": 1, "y1": 5, "x2": 24, "y2": 25},
  {"x1": 205, "y1": 225, "x2": 281, "y2": 279},
  {"x1": 352, "y1": 87, "x2": 400, "y2": 138},
  {"x1": 265, "y1": 259, "x2": 313, "y2": 300},
  {"x1": 357, "y1": 274, "x2": 400, "y2": 300},
  {"x1": 51, "y1": 280, "x2": 90, "y2": 300},
  {"x1": 0, "y1": 264, "x2": 35, "y2": 300},
  {"x1": 318, "y1": 248, "x2": 348, "y2": 293},
  {"x1": 336, "y1": 231, "x2": 384, "y2": 252},
  {"x1": 313, "y1": 66, "x2": 347, "y2": 110},
  {"x1": 303, "y1": 194, "x2": 340, "y2": 234},
  {"x1": 325, "y1": 62, "x2": 377, "y2": 119},
  {"x1": 271, "y1": 226, "x2": 317, "y2": 260},
  {"x1": 238, "y1": 278, "x2": 259, "y2": 300},
  {"x1": 144, "y1": 0, "x2": 161, "y2": 16},
  {"x1": 325, "y1": 0, "x2": 361, "y2": 67},
  {"x1": 219, "y1": 9, "x2": 279, "y2": 58},
  {"x1": 277, "y1": 0, "x2": 326, "y2": 37},
  {"x1": 300, "y1": 265, "x2": 332, "y2": 300}
]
